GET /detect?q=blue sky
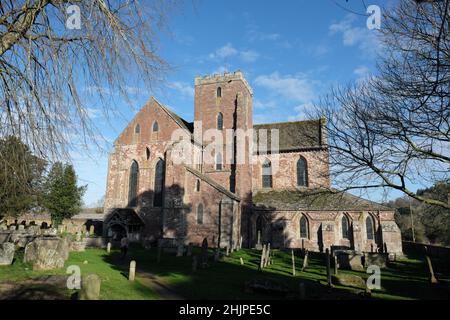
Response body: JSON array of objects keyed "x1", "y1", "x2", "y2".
[{"x1": 74, "y1": 0, "x2": 399, "y2": 206}]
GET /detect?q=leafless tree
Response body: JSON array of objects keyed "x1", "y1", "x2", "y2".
[
  {"x1": 0, "y1": 0, "x2": 179, "y2": 161},
  {"x1": 313, "y1": 0, "x2": 449, "y2": 209}
]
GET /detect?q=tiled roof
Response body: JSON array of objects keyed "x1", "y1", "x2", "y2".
[
  {"x1": 253, "y1": 119, "x2": 325, "y2": 153},
  {"x1": 253, "y1": 188, "x2": 391, "y2": 211},
  {"x1": 185, "y1": 166, "x2": 240, "y2": 201}
]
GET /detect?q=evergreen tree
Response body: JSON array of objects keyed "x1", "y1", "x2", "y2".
[
  {"x1": 43, "y1": 162, "x2": 86, "y2": 226},
  {"x1": 0, "y1": 136, "x2": 46, "y2": 218}
]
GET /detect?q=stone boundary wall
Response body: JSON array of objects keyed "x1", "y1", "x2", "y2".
[{"x1": 402, "y1": 241, "x2": 450, "y2": 260}]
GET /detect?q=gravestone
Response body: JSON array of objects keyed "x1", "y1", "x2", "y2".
[
  {"x1": 201, "y1": 238, "x2": 208, "y2": 268},
  {"x1": 0, "y1": 243, "x2": 15, "y2": 266},
  {"x1": 9, "y1": 226, "x2": 16, "y2": 231},
  {"x1": 129, "y1": 260, "x2": 136, "y2": 281},
  {"x1": 291, "y1": 250, "x2": 296, "y2": 276},
  {"x1": 176, "y1": 244, "x2": 184, "y2": 257},
  {"x1": 18, "y1": 225, "x2": 25, "y2": 231},
  {"x1": 214, "y1": 248, "x2": 220, "y2": 262},
  {"x1": 79, "y1": 274, "x2": 101, "y2": 300},
  {"x1": 239, "y1": 236, "x2": 243, "y2": 250},
  {"x1": 240, "y1": 257, "x2": 244, "y2": 265},
  {"x1": 264, "y1": 243, "x2": 271, "y2": 267},
  {"x1": 106, "y1": 242, "x2": 111, "y2": 253},
  {"x1": 334, "y1": 255, "x2": 338, "y2": 275},
  {"x1": 332, "y1": 274, "x2": 365, "y2": 288},
  {"x1": 256, "y1": 231, "x2": 262, "y2": 250},
  {"x1": 302, "y1": 250, "x2": 309, "y2": 271},
  {"x1": 259, "y1": 245, "x2": 266, "y2": 270},
  {"x1": 89, "y1": 225, "x2": 95, "y2": 236},
  {"x1": 226, "y1": 246, "x2": 230, "y2": 256},
  {"x1": 24, "y1": 236, "x2": 70, "y2": 270},
  {"x1": 326, "y1": 248, "x2": 332, "y2": 287}
]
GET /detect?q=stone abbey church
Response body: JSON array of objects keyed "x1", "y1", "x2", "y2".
[{"x1": 103, "y1": 71, "x2": 402, "y2": 255}]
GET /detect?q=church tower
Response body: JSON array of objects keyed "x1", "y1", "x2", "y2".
[
  {"x1": 194, "y1": 71, "x2": 254, "y2": 245},
  {"x1": 194, "y1": 71, "x2": 253, "y2": 195}
]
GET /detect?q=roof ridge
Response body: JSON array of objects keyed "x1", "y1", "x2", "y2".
[
  {"x1": 185, "y1": 166, "x2": 240, "y2": 201},
  {"x1": 253, "y1": 118, "x2": 322, "y2": 127}
]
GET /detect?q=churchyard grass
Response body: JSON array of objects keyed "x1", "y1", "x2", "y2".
[{"x1": 1, "y1": 246, "x2": 449, "y2": 300}]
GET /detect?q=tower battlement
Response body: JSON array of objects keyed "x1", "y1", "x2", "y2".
[{"x1": 194, "y1": 70, "x2": 253, "y2": 95}]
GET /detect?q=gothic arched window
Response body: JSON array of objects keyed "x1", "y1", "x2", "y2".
[
  {"x1": 300, "y1": 215, "x2": 308, "y2": 238},
  {"x1": 146, "y1": 147, "x2": 151, "y2": 160},
  {"x1": 153, "y1": 159, "x2": 165, "y2": 207},
  {"x1": 128, "y1": 160, "x2": 139, "y2": 207},
  {"x1": 215, "y1": 152, "x2": 223, "y2": 170},
  {"x1": 262, "y1": 159, "x2": 272, "y2": 188},
  {"x1": 135, "y1": 124, "x2": 140, "y2": 134},
  {"x1": 297, "y1": 157, "x2": 308, "y2": 187},
  {"x1": 195, "y1": 179, "x2": 200, "y2": 192},
  {"x1": 342, "y1": 215, "x2": 350, "y2": 239},
  {"x1": 197, "y1": 203, "x2": 204, "y2": 224},
  {"x1": 366, "y1": 216, "x2": 374, "y2": 240},
  {"x1": 217, "y1": 87, "x2": 222, "y2": 98},
  {"x1": 217, "y1": 112, "x2": 223, "y2": 130},
  {"x1": 152, "y1": 121, "x2": 159, "y2": 132}
]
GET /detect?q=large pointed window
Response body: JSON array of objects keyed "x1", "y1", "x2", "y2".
[
  {"x1": 366, "y1": 216, "x2": 374, "y2": 240},
  {"x1": 300, "y1": 215, "x2": 308, "y2": 238},
  {"x1": 217, "y1": 112, "x2": 223, "y2": 130},
  {"x1": 197, "y1": 203, "x2": 204, "y2": 224},
  {"x1": 297, "y1": 157, "x2": 308, "y2": 187},
  {"x1": 342, "y1": 215, "x2": 350, "y2": 239},
  {"x1": 128, "y1": 160, "x2": 139, "y2": 207},
  {"x1": 262, "y1": 159, "x2": 272, "y2": 188},
  {"x1": 152, "y1": 121, "x2": 159, "y2": 132},
  {"x1": 153, "y1": 159, "x2": 165, "y2": 207}
]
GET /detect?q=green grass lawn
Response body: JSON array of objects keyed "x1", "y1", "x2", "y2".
[{"x1": 1, "y1": 245, "x2": 449, "y2": 300}]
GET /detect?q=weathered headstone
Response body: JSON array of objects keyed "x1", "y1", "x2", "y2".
[
  {"x1": 226, "y1": 246, "x2": 230, "y2": 256},
  {"x1": 334, "y1": 255, "x2": 338, "y2": 275},
  {"x1": 79, "y1": 274, "x2": 101, "y2": 300},
  {"x1": 201, "y1": 238, "x2": 208, "y2": 268},
  {"x1": 0, "y1": 243, "x2": 15, "y2": 266},
  {"x1": 9, "y1": 226, "x2": 16, "y2": 231},
  {"x1": 176, "y1": 244, "x2": 184, "y2": 257},
  {"x1": 24, "y1": 236, "x2": 70, "y2": 270},
  {"x1": 129, "y1": 260, "x2": 136, "y2": 281},
  {"x1": 214, "y1": 248, "x2": 220, "y2": 262},
  {"x1": 291, "y1": 249, "x2": 296, "y2": 276},
  {"x1": 106, "y1": 242, "x2": 111, "y2": 253},
  {"x1": 18, "y1": 225, "x2": 25, "y2": 231},
  {"x1": 89, "y1": 225, "x2": 95, "y2": 236},
  {"x1": 259, "y1": 245, "x2": 266, "y2": 270},
  {"x1": 301, "y1": 250, "x2": 309, "y2": 271},
  {"x1": 326, "y1": 248, "x2": 332, "y2": 287},
  {"x1": 264, "y1": 243, "x2": 271, "y2": 268},
  {"x1": 256, "y1": 231, "x2": 262, "y2": 250},
  {"x1": 240, "y1": 257, "x2": 244, "y2": 265},
  {"x1": 239, "y1": 236, "x2": 243, "y2": 250}
]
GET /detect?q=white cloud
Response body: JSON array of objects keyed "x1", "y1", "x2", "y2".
[
  {"x1": 168, "y1": 81, "x2": 194, "y2": 98},
  {"x1": 240, "y1": 50, "x2": 260, "y2": 62},
  {"x1": 329, "y1": 14, "x2": 380, "y2": 56},
  {"x1": 209, "y1": 43, "x2": 238, "y2": 59},
  {"x1": 254, "y1": 72, "x2": 316, "y2": 103},
  {"x1": 209, "y1": 43, "x2": 260, "y2": 63}
]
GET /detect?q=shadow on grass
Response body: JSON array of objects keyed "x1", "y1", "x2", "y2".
[{"x1": 100, "y1": 245, "x2": 373, "y2": 300}]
